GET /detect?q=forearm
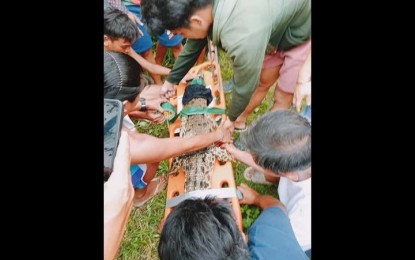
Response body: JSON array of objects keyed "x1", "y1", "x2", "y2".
[
  {"x1": 128, "y1": 111, "x2": 150, "y2": 120},
  {"x1": 229, "y1": 148, "x2": 263, "y2": 172},
  {"x1": 147, "y1": 63, "x2": 171, "y2": 76},
  {"x1": 104, "y1": 201, "x2": 132, "y2": 260},
  {"x1": 254, "y1": 195, "x2": 286, "y2": 211},
  {"x1": 166, "y1": 38, "x2": 207, "y2": 84},
  {"x1": 129, "y1": 130, "x2": 223, "y2": 164},
  {"x1": 104, "y1": 182, "x2": 133, "y2": 260},
  {"x1": 129, "y1": 49, "x2": 171, "y2": 76}
]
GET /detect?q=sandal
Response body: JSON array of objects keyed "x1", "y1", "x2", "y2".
[
  {"x1": 243, "y1": 167, "x2": 273, "y2": 185},
  {"x1": 234, "y1": 126, "x2": 247, "y2": 133},
  {"x1": 134, "y1": 175, "x2": 167, "y2": 207}
]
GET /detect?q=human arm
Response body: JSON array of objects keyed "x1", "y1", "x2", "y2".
[
  {"x1": 237, "y1": 183, "x2": 286, "y2": 211},
  {"x1": 128, "y1": 48, "x2": 171, "y2": 76},
  {"x1": 222, "y1": 143, "x2": 263, "y2": 172},
  {"x1": 128, "y1": 110, "x2": 165, "y2": 123},
  {"x1": 104, "y1": 131, "x2": 134, "y2": 260},
  {"x1": 138, "y1": 85, "x2": 169, "y2": 113},
  {"x1": 293, "y1": 51, "x2": 311, "y2": 112},
  {"x1": 122, "y1": 84, "x2": 168, "y2": 115},
  {"x1": 126, "y1": 11, "x2": 143, "y2": 26},
  {"x1": 161, "y1": 38, "x2": 208, "y2": 98},
  {"x1": 128, "y1": 117, "x2": 233, "y2": 164}
]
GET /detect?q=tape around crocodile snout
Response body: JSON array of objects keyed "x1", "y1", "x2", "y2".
[{"x1": 161, "y1": 102, "x2": 178, "y2": 123}]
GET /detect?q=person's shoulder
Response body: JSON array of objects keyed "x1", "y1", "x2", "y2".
[{"x1": 248, "y1": 206, "x2": 309, "y2": 259}]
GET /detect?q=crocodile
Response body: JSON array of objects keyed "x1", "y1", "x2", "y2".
[{"x1": 169, "y1": 80, "x2": 232, "y2": 193}]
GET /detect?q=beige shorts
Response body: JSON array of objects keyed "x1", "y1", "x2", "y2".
[{"x1": 262, "y1": 39, "x2": 311, "y2": 93}]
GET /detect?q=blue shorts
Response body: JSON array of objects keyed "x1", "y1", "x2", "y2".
[
  {"x1": 126, "y1": 5, "x2": 184, "y2": 53},
  {"x1": 130, "y1": 164, "x2": 147, "y2": 189}
]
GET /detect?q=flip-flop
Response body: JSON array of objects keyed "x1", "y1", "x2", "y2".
[
  {"x1": 243, "y1": 167, "x2": 273, "y2": 185},
  {"x1": 234, "y1": 126, "x2": 247, "y2": 133},
  {"x1": 134, "y1": 175, "x2": 167, "y2": 207}
]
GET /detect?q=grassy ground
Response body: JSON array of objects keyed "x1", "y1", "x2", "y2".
[{"x1": 117, "y1": 49, "x2": 278, "y2": 260}]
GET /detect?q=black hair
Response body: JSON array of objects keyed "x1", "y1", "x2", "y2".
[
  {"x1": 158, "y1": 197, "x2": 250, "y2": 260},
  {"x1": 239, "y1": 110, "x2": 311, "y2": 173},
  {"x1": 141, "y1": 0, "x2": 213, "y2": 35},
  {"x1": 104, "y1": 51, "x2": 144, "y2": 102},
  {"x1": 104, "y1": 8, "x2": 140, "y2": 43}
]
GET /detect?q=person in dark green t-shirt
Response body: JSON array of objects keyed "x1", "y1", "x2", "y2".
[{"x1": 141, "y1": 0, "x2": 310, "y2": 131}]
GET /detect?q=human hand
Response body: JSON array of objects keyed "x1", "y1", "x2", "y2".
[
  {"x1": 237, "y1": 183, "x2": 260, "y2": 205},
  {"x1": 180, "y1": 62, "x2": 213, "y2": 83},
  {"x1": 293, "y1": 81, "x2": 311, "y2": 112},
  {"x1": 127, "y1": 11, "x2": 144, "y2": 36},
  {"x1": 128, "y1": 110, "x2": 165, "y2": 124},
  {"x1": 145, "y1": 97, "x2": 168, "y2": 113},
  {"x1": 222, "y1": 117, "x2": 235, "y2": 136},
  {"x1": 180, "y1": 70, "x2": 203, "y2": 83},
  {"x1": 141, "y1": 85, "x2": 163, "y2": 100},
  {"x1": 160, "y1": 81, "x2": 176, "y2": 98},
  {"x1": 214, "y1": 117, "x2": 234, "y2": 146},
  {"x1": 144, "y1": 110, "x2": 166, "y2": 124},
  {"x1": 139, "y1": 86, "x2": 168, "y2": 113},
  {"x1": 221, "y1": 143, "x2": 237, "y2": 155}
]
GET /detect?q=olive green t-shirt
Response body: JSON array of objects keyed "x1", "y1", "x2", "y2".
[{"x1": 167, "y1": 0, "x2": 310, "y2": 121}]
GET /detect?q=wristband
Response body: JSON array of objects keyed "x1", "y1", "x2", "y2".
[{"x1": 139, "y1": 97, "x2": 147, "y2": 112}]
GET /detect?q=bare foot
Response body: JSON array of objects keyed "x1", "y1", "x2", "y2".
[{"x1": 133, "y1": 175, "x2": 167, "y2": 207}]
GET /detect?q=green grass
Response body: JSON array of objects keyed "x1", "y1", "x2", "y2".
[{"x1": 117, "y1": 49, "x2": 277, "y2": 259}]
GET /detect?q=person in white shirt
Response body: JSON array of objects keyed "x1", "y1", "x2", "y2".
[{"x1": 223, "y1": 109, "x2": 311, "y2": 257}]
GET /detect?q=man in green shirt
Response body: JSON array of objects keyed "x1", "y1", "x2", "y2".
[{"x1": 142, "y1": 0, "x2": 310, "y2": 127}]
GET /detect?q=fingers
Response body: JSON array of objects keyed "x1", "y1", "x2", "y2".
[
  {"x1": 164, "y1": 90, "x2": 176, "y2": 99},
  {"x1": 137, "y1": 28, "x2": 143, "y2": 37},
  {"x1": 237, "y1": 183, "x2": 258, "y2": 205},
  {"x1": 222, "y1": 117, "x2": 235, "y2": 136},
  {"x1": 295, "y1": 94, "x2": 303, "y2": 112},
  {"x1": 236, "y1": 184, "x2": 251, "y2": 204},
  {"x1": 146, "y1": 111, "x2": 166, "y2": 124},
  {"x1": 160, "y1": 86, "x2": 176, "y2": 99},
  {"x1": 306, "y1": 94, "x2": 311, "y2": 106},
  {"x1": 157, "y1": 105, "x2": 165, "y2": 114},
  {"x1": 145, "y1": 97, "x2": 168, "y2": 113},
  {"x1": 135, "y1": 17, "x2": 143, "y2": 26}
]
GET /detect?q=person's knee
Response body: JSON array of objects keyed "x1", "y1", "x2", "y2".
[{"x1": 259, "y1": 67, "x2": 280, "y2": 89}]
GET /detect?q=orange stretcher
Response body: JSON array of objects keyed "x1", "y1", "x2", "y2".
[{"x1": 161, "y1": 45, "x2": 243, "y2": 234}]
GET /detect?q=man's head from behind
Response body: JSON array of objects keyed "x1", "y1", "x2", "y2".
[
  {"x1": 240, "y1": 110, "x2": 311, "y2": 174},
  {"x1": 141, "y1": 0, "x2": 213, "y2": 38},
  {"x1": 158, "y1": 197, "x2": 250, "y2": 260},
  {"x1": 104, "y1": 8, "x2": 139, "y2": 54},
  {"x1": 104, "y1": 51, "x2": 145, "y2": 113}
]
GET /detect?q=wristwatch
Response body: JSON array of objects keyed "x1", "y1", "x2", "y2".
[{"x1": 139, "y1": 97, "x2": 147, "y2": 112}]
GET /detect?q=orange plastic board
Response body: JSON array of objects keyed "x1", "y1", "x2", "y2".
[{"x1": 162, "y1": 60, "x2": 243, "y2": 234}]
